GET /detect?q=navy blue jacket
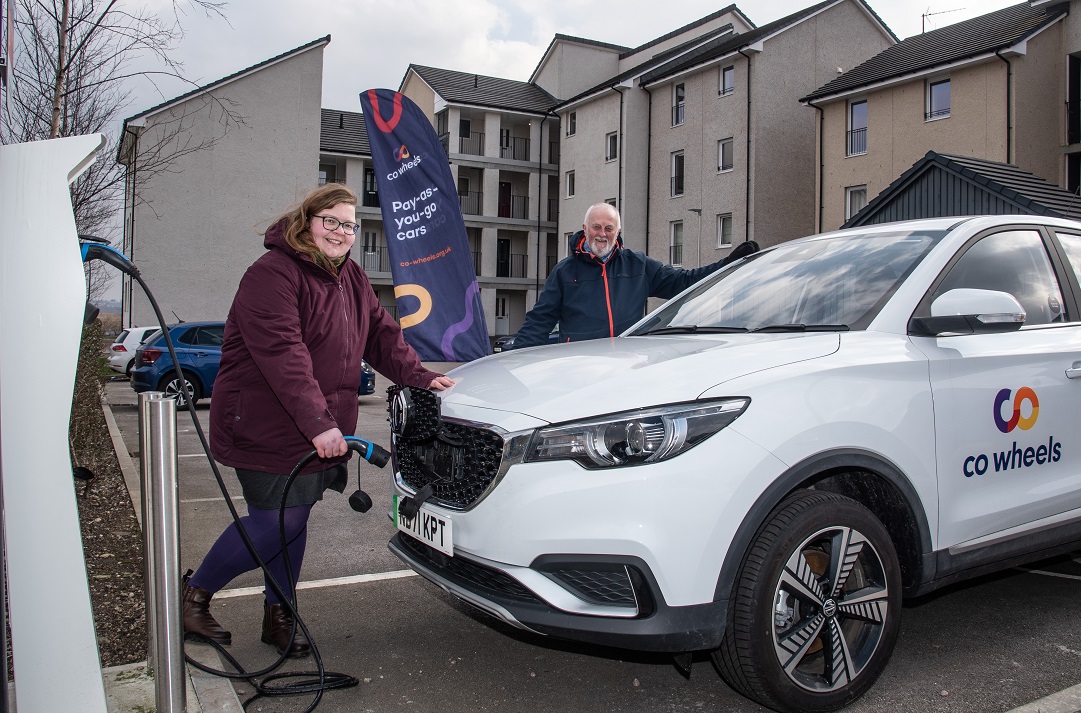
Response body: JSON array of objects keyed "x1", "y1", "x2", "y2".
[{"x1": 513, "y1": 231, "x2": 730, "y2": 348}]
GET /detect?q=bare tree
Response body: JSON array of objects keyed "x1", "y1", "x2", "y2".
[{"x1": 2, "y1": 0, "x2": 242, "y2": 299}]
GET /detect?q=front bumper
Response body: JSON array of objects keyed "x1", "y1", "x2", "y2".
[{"x1": 389, "y1": 532, "x2": 727, "y2": 652}]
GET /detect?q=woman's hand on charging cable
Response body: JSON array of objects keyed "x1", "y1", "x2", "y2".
[
  {"x1": 428, "y1": 375, "x2": 455, "y2": 391},
  {"x1": 312, "y1": 427, "x2": 347, "y2": 458}
]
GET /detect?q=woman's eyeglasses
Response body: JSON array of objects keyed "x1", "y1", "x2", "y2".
[{"x1": 313, "y1": 215, "x2": 359, "y2": 235}]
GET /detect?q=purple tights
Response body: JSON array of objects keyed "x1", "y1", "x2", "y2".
[{"x1": 188, "y1": 503, "x2": 313, "y2": 605}]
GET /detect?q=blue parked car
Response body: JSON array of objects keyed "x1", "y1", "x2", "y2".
[
  {"x1": 130, "y1": 322, "x2": 225, "y2": 410},
  {"x1": 359, "y1": 360, "x2": 376, "y2": 395}
]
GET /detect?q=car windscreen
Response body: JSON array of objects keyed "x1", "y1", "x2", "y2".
[{"x1": 630, "y1": 229, "x2": 945, "y2": 335}]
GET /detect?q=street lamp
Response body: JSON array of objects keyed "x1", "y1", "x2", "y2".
[{"x1": 688, "y1": 209, "x2": 702, "y2": 267}]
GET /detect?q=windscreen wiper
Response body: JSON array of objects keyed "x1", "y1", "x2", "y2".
[
  {"x1": 749, "y1": 324, "x2": 850, "y2": 332},
  {"x1": 637, "y1": 325, "x2": 749, "y2": 335}
]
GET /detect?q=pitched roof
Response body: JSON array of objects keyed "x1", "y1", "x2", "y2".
[
  {"x1": 406, "y1": 65, "x2": 559, "y2": 114},
  {"x1": 118, "y1": 36, "x2": 331, "y2": 163},
  {"x1": 802, "y1": 2, "x2": 1068, "y2": 102},
  {"x1": 847, "y1": 151, "x2": 1081, "y2": 226},
  {"x1": 320, "y1": 109, "x2": 369, "y2": 156},
  {"x1": 618, "y1": 4, "x2": 749, "y2": 60},
  {"x1": 640, "y1": 0, "x2": 847, "y2": 86}
]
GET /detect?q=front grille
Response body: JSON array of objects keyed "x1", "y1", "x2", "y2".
[
  {"x1": 397, "y1": 533, "x2": 538, "y2": 602},
  {"x1": 395, "y1": 421, "x2": 504, "y2": 509},
  {"x1": 549, "y1": 568, "x2": 636, "y2": 606}
]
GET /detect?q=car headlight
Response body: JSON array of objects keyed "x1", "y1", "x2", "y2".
[{"x1": 526, "y1": 398, "x2": 749, "y2": 469}]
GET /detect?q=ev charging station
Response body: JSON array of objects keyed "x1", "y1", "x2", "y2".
[{"x1": 0, "y1": 134, "x2": 110, "y2": 711}]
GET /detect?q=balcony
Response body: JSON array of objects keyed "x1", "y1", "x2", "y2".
[
  {"x1": 1069, "y1": 100, "x2": 1080, "y2": 145},
  {"x1": 846, "y1": 127, "x2": 867, "y2": 156},
  {"x1": 547, "y1": 198, "x2": 558, "y2": 222},
  {"x1": 498, "y1": 194, "x2": 529, "y2": 220},
  {"x1": 459, "y1": 131, "x2": 485, "y2": 156},
  {"x1": 496, "y1": 253, "x2": 528, "y2": 278},
  {"x1": 459, "y1": 190, "x2": 483, "y2": 216},
  {"x1": 546, "y1": 254, "x2": 557, "y2": 276},
  {"x1": 500, "y1": 137, "x2": 531, "y2": 161},
  {"x1": 362, "y1": 190, "x2": 380, "y2": 208},
  {"x1": 548, "y1": 141, "x2": 559, "y2": 164},
  {"x1": 360, "y1": 246, "x2": 392, "y2": 273}
]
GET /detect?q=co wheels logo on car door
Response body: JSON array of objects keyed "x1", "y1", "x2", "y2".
[
  {"x1": 993, "y1": 386, "x2": 1039, "y2": 433},
  {"x1": 964, "y1": 386, "x2": 1060, "y2": 478}
]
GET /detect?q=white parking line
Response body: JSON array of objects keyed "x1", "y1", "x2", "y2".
[
  {"x1": 215, "y1": 569, "x2": 418, "y2": 599},
  {"x1": 1019, "y1": 568, "x2": 1081, "y2": 582}
]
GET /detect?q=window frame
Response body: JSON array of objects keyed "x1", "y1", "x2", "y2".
[
  {"x1": 672, "y1": 83, "x2": 686, "y2": 126},
  {"x1": 566, "y1": 111, "x2": 577, "y2": 137},
  {"x1": 670, "y1": 150, "x2": 685, "y2": 197},
  {"x1": 605, "y1": 131, "x2": 618, "y2": 162},
  {"x1": 566, "y1": 170, "x2": 576, "y2": 198},
  {"x1": 670, "y1": 220, "x2": 684, "y2": 266},
  {"x1": 717, "y1": 213, "x2": 733, "y2": 248},
  {"x1": 845, "y1": 185, "x2": 868, "y2": 221},
  {"x1": 719, "y1": 65, "x2": 735, "y2": 96},
  {"x1": 847, "y1": 99, "x2": 868, "y2": 157},
  {"x1": 718, "y1": 138, "x2": 734, "y2": 172},
  {"x1": 926, "y1": 78, "x2": 951, "y2": 121}
]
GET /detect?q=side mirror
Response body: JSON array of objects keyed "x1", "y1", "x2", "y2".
[{"x1": 910, "y1": 288, "x2": 1026, "y2": 336}]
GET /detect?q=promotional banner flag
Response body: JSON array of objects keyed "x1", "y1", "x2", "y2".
[{"x1": 359, "y1": 88, "x2": 490, "y2": 362}]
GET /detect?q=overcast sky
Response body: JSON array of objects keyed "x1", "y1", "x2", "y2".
[{"x1": 136, "y1": 0, "x2": 1019, "y2": 118}]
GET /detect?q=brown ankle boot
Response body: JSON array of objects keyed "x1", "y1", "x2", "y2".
[
  {"x1": 181, "y1": 573, "x2": 231, "y2": 645},
  {"x1": 261, "y1": 602, "x2": 310, "y2": 658}
]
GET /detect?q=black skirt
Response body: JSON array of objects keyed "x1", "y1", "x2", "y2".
[{"x1": 235, "y1": 464, "x2": 348, "y2": 510}]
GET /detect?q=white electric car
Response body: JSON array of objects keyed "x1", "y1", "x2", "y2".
[{"x1": 387, "y1": 215, "x2": 1081, "y2": 712}]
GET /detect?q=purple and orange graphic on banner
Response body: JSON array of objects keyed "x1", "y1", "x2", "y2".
[{"x1": 359, "y1": 88, "x2": 490, "y2": 362}]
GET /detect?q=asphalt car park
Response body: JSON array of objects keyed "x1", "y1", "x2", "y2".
[{"x1": 103, "y1": 370, "x2": 1081, "y2": 713}]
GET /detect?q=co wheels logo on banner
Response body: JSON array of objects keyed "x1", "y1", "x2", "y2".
[
  {"x1": 395, "y1": 284, "x2": 432, "y2": 328},
  {"x1": 993, "y1": 386, "x2": 1039, "y2": 433}
]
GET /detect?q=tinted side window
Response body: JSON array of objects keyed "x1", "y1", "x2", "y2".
[
  {"x1": 1055, "y1": 231, "x2": 1081, "y2": 288},
  {"x1": 933, "y1": 230, "x2": 1065, "y2": 326},
  {"x1": 176, "y1": 327, "x2": 198, "y2": 345},
  {"x1": 197, "y1": 326, "x2": 224, "y2": 346},
  {"x1": 114, "y1": 330, "x2": 130, "y2": 344}
]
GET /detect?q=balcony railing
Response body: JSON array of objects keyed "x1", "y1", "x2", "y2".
[
  {"x1": 925, "y1": 107, "x2": 950, "y2": 121},
  {"x1": 846, "y1": 127, "x2": 867, "y2": 156},
  {"x1": 362, "y1": 190, "x2": 380, "y2": 208},
  {"x1": 498, "y1": 194, "x2": 529, "y2": 220},
  {"x1": 669, "y1": 244, "x2": 683, "y2": 265},
  {"x1": 546, "y1": 255, "x2": 557, "y2": 276},
  {"x1": 672, "y1": 103, "x2": 685, "y2": 126},
  {"x1": 548, "y1": 141, "x2": 559, "y2": 164},
  {"x1": 459, "y1": 190, "x2": 483, "y2": 215},
  {"x1": 359, "y1": 246, "x2": 392, "y2": 273},
  {"x1": 459, "y1": 131, "x2": 485, "y2": 156},
  {"x1": 1069, "y1": 100, "x2": 1080, "y2": 145},
  {"x1": 496, "y1": 253, "x2": 528, "y2": 278},
  {"x1": 472, "y1": 251, "x2": 481, "y2": 275},
  {"x1": 547, "y1": 198, "x2": 558, "y2": 222},
  {"x1": 500, "y1": 137, "x2": 531, "y2": 161}
]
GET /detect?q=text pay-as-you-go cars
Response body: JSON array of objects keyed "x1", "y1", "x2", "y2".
[{"x1": 386, "y1": 215, "x2": 1081, "y2": 713}]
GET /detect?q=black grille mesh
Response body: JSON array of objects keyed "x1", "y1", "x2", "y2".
[
  {"x1": 550, "y1": 568, "x2": 636, "y2": 606},
  {"x1": 397, "y1": 534, "x2": 537, "y2": 602},
  {"x1": 395, "y1": 421, "x2": 504, "y2": 509}
]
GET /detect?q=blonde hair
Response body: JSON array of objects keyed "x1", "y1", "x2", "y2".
[{"x1": 271, "y1": 184, "x2": 358, "y2": 274}]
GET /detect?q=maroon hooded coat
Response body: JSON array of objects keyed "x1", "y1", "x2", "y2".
[{"x1": 209, "y1": 220, "x2": 439, "y2": 474}]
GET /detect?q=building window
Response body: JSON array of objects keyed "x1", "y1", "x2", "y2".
[
  {"x1": 927, "y1": 78, "x2": 950, "y2": 120},
  {"x1": 318, "y1": 163, "x2": 336, "y2": 185},
  {"x1": 670, "y1": 151, "x2": 685, "y2": 197},
  {"x1": 670, "y1": 221, "x2": 684, "y2": 265},
  {"x1": 719, "y1": 65, "x2": 734, "y2": 96},
  {"x1": 605, "y1": 132, "x2": 618, "y2": 161},
  {"x1": 566, "y1": 111, "x2": 576, "y2": 136},
  {"x1": 717, "y1": 213, "x2": 733, "y2": 247},
  {"x1": 672, "y1": 83, "x2": 685, "y2": 126},
  {"x1": 718, "y1": 138, "x2": 734, "y2": 172},
  {"x1": 845, "y1": 185, "x2": 868, "y2": 221},
  {"x1": 605, "y1": 197, "x2": 617, "y2": 207},
  {"x1": 847, "y1": 99, "x2": 867, "y2": 156},
  {"x1": 566, "y1": 170, "x2": 575, "y2": 198}
]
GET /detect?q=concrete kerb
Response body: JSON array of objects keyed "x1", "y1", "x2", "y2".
[
  {"x1": 100, "y1": 397, "x2": 244, "y2": 713},
  {"x1": 1004, "y1": 682, "x2": 1081, "y2": 713}
]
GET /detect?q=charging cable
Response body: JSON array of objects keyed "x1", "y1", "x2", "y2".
[{"x1": 83, "y1": 242, "x2": 389, "y2": 712}]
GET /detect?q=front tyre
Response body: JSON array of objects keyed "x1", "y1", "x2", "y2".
[{"x1": 714, "y1": 491, "x2": 901, "y2": 713}]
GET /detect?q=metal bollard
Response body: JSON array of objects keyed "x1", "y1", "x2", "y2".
[{"x1": 138, "y1": 392, "x2": 186, "y2": 713}]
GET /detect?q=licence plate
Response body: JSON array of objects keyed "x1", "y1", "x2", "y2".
[{"x1": 393, "y1": 495, "x2": 454, "y2": 557}]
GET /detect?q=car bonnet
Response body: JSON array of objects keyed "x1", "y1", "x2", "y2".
[{"x1": 439, "y1": 333, "x2": 840, "y2": 425}]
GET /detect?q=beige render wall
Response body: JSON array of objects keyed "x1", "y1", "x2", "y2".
[
  {"x1": 533, "y1": 43, "x2": 620, "y2": 100},
  {"x1": 129, "y1": 47, "x2": 324, "y2": 325},
  {"x1": 819, "y1": 62, "x2": 1010, "y2": 230},
  {"x1": 1013, "y1": 24, "x2": 1064, "y2": 184},
  {"x1": 400, "y1": 74, "x2": 436, "y2": 117},
  {"x1": 752, "y1": 0, "x2": 894, "y2": 246}
]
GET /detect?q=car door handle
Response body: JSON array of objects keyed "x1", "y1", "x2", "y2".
[{"x1": 1067, "y1": 361, "x2": 1081, "y2": 379}]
